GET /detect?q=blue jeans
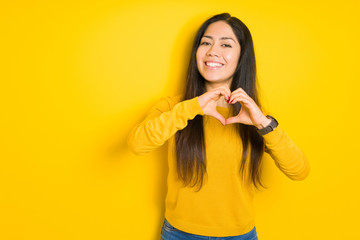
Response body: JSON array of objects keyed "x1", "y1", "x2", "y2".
[{"x1": 160, "y1": 218, "x2": 258, "y2": 240}]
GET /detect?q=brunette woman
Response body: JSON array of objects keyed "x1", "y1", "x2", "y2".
[{"x1": 128, "y1": 13, "x2": 309, "y2": 240}]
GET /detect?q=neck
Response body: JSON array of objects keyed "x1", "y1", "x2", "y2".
[{"x1": 204, "y1": 79, "x2": 232, "y2": 92}]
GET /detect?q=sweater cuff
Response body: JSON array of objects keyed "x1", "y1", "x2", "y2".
[
  {"x1": 262, "y1": 124, "x2": 284, "y2": 147},
  {"x1": 186, "y1": 96, "x2": 204, "y2": 117}
]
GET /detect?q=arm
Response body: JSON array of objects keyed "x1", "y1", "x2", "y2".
[
  {"x1": 263, "y1": 125, "x2": 310, "y2": 180},
  {"x1": 226, "y1": 87, "x2": 310, "y2": 180},
  {"x1": 127, "y1": 96, "x2": 204, "y2": 155}
]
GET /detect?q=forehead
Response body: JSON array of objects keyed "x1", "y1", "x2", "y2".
[{"x1": 202, "y1": 21, "x2": 237, "y2": 40}]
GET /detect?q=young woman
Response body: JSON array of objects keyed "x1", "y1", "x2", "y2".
[{"x1": 128, "y1": 13, "x2": 309, "y2": 240}]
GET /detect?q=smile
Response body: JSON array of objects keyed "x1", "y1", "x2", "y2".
[
  {"x1": 205, "y1": 62, "x2": 224, "y2": 67},
  {"x1": 204, "y1": 62, "x2": 224, "y2": 69}
]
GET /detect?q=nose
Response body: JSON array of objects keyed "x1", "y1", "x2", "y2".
[{"x1": 206, "y1": 44, "x2": 219, "y2": 57}]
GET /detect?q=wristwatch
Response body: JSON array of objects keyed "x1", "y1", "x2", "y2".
[{"x1": 257, "y1": 115, "x2": 278, "y2": 135}]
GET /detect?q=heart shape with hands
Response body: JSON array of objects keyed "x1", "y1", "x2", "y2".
[{"x1": 198, "y1": 86, "x2": 271, "y2": 128}]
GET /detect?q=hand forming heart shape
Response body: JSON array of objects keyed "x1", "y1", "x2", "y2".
[{"x1": 198, "y1": 86, "x2": 271, "y2": 128}]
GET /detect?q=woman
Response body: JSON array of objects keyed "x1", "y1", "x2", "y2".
[{"x1": 128, "y1": 13, "x2": 309, "y2": 240}]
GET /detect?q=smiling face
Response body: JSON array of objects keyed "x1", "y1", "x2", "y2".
[{"x1": 196, "y1": 21, "x2": 241, "y2": 90}]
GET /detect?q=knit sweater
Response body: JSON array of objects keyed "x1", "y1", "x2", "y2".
[{"x1": 127, "y1": 96, "x2": 309, "y2": 237}]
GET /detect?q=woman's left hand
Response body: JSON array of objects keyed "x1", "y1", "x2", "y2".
[{"x1": 226, "y1": 88, "x2": 271, "y2": 129}]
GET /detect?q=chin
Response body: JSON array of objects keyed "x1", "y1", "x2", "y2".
[{"x1": 204, "y1": 76, "x2": 230, "y2": 83}]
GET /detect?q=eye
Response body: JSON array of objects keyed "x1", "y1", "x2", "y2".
[
  {"x1": 222, "y1": 44, "x2": 232, "y2": 48},
  {"x1": 200, "y1": 41, "x2": 210, "y2": 46}
]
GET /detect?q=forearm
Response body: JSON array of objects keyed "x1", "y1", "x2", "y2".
[
  {"x1": 127, "y1": 97, "x2": 204, "y2": 155},
  {"x1": 263, "y1": 125, "x2": 310, "y2": 180}
]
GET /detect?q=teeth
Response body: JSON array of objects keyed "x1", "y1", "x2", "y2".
[{"x1": 206, "y1": 62, "x2": 223, "y2": 67}]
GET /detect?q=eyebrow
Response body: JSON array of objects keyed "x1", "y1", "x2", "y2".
[{"x1": 202, "y1": 35, "x2": 236, "y2": 43}]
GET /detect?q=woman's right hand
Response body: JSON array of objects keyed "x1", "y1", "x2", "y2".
[{"x1": 198, "y1": 85, "x2": 231, "y2": 125}]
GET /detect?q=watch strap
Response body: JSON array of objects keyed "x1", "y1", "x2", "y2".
[{"x1": 257, "y1": 115, "x2": 278, "y2": 135}]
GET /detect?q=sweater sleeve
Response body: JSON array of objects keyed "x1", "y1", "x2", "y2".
[
  {"x1": 127, "y1": 96, "x2": 204, "y2": 155},
  {"x1": 263, "y1": 125, "x2": 310, "y2": 181}
]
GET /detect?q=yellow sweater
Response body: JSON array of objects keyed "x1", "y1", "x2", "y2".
[{"x1": 127, "y1": 96, "x2": 309, "y2": 237}]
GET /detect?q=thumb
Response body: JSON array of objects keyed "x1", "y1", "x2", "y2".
[
  {"x1": 210, "y1": 110, "x2": 226, "y2": 126},
  {"x1": 225, "y1": 116, "x2": 239, "y2": 125}
]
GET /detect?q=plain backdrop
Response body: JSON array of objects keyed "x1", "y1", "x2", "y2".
[{"x1": 1, "y1": 0, "x2": 359, "y2": 239}]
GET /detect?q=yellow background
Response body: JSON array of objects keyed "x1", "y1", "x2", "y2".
[{"x1": 1, "y1": 0, "x2": 359, "y2": 239}]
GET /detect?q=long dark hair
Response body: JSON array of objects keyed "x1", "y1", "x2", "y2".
[{"x1": 175, "y1": 13, "x2": 265, "y2": 191}]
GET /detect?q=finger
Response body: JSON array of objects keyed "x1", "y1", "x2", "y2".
[
  {"x1": 229, "y1": 95, "x2": 252, "y2": 105},
  {"x1": 222, "y1": 85, "x2": 232, "y2": 99},
  {"x1": 230, "y1": 89, "x2": 256, "y2": 103},
  {"x1": 214, "y1": 88, "x2": 231, "y2": 100},
  {"x1": 212, "y1": 85, "x2": 231, "y2": 100},
  {"x1": 231, "y1": 89, "x2": 253, "y2": 101},
  {"x1": 225, "y1": 116, "x2": 240, "y2": 125},
  {"x1": 216, "y1": 86, "x2": 231, "y2": 102},
  {"x1": 231, "y1": 88, "x2": 249, "y2": 96}
]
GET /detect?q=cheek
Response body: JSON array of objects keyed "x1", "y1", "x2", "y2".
[
  {"x1": 196, "y1": 50, "x2": 203, "y2": 67},
  {"x1": 196, "y1": 48, "x2": 204, "y2": 60},
  {"x1": 224, "y1": 51, "x2": 240, "y2": 67}
]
